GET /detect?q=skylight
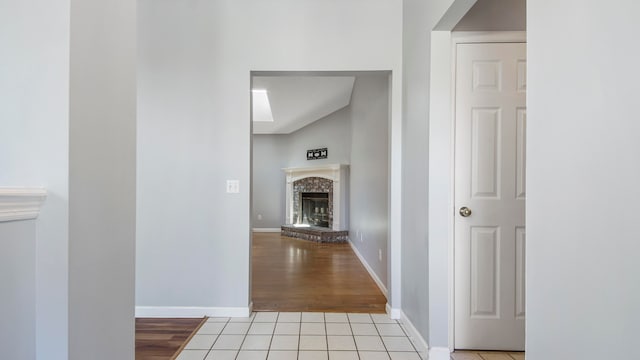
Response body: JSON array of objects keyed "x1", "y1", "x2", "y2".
[{"x1": 252, "y1": 89, "x2": 274, "y2": 122}]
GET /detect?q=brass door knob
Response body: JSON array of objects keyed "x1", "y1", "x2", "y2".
[{"x1": 459, "y1": 207, "x2": 472, "y2": 217}]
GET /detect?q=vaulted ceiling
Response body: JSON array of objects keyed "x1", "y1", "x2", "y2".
[{"x1": 252, "y1": 76, "x2": 355, "y2": 134}]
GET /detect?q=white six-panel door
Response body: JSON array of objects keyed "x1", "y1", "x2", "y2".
[{"x1": 454, "y1": 42, "x2": 526, "y2": 351}]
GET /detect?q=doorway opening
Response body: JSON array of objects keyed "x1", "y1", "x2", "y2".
[{"x1": 249, "y1": 71, "x2": 392, "y2": 313}]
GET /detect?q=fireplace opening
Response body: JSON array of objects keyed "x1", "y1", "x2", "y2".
[{"x1": 300, "y1": 192, "x2": 329, "y2": 228}]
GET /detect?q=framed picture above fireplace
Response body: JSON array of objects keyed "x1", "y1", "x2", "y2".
[{"x1": 306, "y1": 147, "x2": 328, "y2": 160}]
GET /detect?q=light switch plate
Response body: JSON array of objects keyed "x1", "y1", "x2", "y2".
[{"x1": 226, "y1": 180, "x2": 239, "y2": 193}]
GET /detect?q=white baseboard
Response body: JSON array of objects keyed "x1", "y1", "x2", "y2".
[
  {"x1": 386, "y1": 303, "x2": 402, "y2": 320},
  {"x1": 348, "y1": 240, "x2": 388, "y2": 299},
  {"x1": 428, "y1": 347, "x2": 451, "y2": 360},
  {"x1": 400, "y1": 311, "x2": 429, "y2": 359},
  {"x1": 135, "y1": 306, "x2": 252, "y2": 318},
  {"x1": 252, "y1": 228, "x2": 281, "y2": 233}
]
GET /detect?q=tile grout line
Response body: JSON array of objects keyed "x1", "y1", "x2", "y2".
[
  {"x1": 206, "y1": 316, "x2": 231, "y2": 360},
  {"x1": 391, "y1": 316, "x2": 422, "y2": 357},
  {"x1": 297, "y1": 313, "x2": 302, "y2": 360},
  {"x1": 265, "y1": 312, "x2": 278, "y2": 360},
  {"x1": 323, "y1": 312, "x2": 329, "y2": 356},
  {"x1": 371, "y1": 314, "x2": 391, "y2": 359},
  {"x1": 352, "y1": 314, "x2": 362, "y2": 360},
  {"x1": 234, "y1": 312, "x2": 256, "y2": 360},
  {"x1": 177, "y1": 312, "x2": 433, "y2": 360},
  {"x1": 346, "y1": 312, "x2": 358, "y2": 359}
]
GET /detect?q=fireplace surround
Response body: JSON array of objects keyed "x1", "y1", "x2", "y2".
[{"x1": 283, "y1": 164, "x2": 349, "y2": 231}]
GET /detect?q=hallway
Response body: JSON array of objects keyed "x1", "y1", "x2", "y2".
[{"x1": 252, "y1": 232, "x2": 386, "y2": 313}]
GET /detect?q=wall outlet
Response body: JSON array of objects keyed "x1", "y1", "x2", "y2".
[
  {"x1": 257, "y1": 214, "x2": 262, "y2": 220},
  {"x1": 379, "y1": 249, "x2": 382, "y2": 262}
]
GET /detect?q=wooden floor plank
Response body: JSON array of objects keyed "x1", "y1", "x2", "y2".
[
  {"x1": 135, "y1": 317, "x2": 204, "y2": 360},
  {"x1": 252, "y1": 232, "x2": 387, "y2": 313}
]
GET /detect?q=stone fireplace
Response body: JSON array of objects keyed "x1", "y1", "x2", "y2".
[
  {"x1": 284, "y1": 164, "x2": 349, "y2": 231},
  {"x1": 293, "y1": 178, "x2": 332, "y2": 228}
]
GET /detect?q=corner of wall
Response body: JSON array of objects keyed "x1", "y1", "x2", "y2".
[
  {"x1": 349, "y1": 240, "x2": 388, "y2": 298},
  {"x1": 399, "y1": 310, "x2": 429, "y2": 359}
]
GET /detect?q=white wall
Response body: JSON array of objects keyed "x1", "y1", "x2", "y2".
[
  {"x1": 137, "y1": 0, "x2": 402, "y2": 314},
  {"x1": 0, "y1": 221, "x2": 36, "y2": 360},
  {"x1": 68, "y1": 0, "x2": 137, "y2": 359},
  {"x1": 527, "y1": 1, "x2": 640, "y2": 359},
  {"x1": 349, "y1": 74, "x2": 390, "y2": 290},
  {"x1": 0, "y1": 1, "x2": 70, "y2": 358},
  {"x1": 1, "y1": 0, "x2": 136, "y2": 359}
]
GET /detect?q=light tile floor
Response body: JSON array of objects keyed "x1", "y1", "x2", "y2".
[{"x1": 176, "y1": 312, "x2": 424, "y2": 360}]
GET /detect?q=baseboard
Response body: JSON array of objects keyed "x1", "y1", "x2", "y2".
[
  {"x1": 428, "y1": 347, "x2": 451, "y2": 360},
  {"x1": 386, "y1": 303, "x2": 401, "y2": 319},
  {"x1": 400, "y1": 310, "x2": 429, "y2": 359},
  {"x1": 252, "y1": 228, "x2": 281, "y2": 233},
  {"x1": 348, "y1": 240, "x2": 388, "y2": 299},
  {"x1": 135, "y1": 306, "x2": 252, "y2": 318}
]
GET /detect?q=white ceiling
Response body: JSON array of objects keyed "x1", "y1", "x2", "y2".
[{"x1": 252, "y1": 76, "x2": 355, "y2": 134}]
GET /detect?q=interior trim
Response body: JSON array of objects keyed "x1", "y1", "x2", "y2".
[{"x1": 0, "y1": 187, "x2": 47, "y2": 222}]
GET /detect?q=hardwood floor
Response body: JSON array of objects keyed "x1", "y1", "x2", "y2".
[
  {"x1": 135, "y1": 317, "x2": 205, "y2": 360},
  {"x1": 252, "y1": 232, "x2": 387, "y2": 313}
]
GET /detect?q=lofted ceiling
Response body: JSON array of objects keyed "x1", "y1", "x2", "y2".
[{"x1": 252, "y1": 76, "x2": 355, "y2": 134}]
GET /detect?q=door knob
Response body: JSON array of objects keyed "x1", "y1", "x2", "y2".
[{"x1": 459, "y1": 206, "x2": 472, "y2": 217}]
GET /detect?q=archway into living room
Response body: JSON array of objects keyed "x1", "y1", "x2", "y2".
[{"x1": 250, "y1": 71, "x2": 391, "y2": 313}]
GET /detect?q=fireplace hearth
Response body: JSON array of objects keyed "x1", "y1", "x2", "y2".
[{"x1": 281, "y1": 225, "x2": 348, "y2": 243}]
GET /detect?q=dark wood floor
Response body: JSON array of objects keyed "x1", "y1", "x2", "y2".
[
  {"x1": 252, "y1": 232, "x2": 387, "y2": 313},
  {"x1": 135, "y1": 317, "x2": 205, "y2": 360}
]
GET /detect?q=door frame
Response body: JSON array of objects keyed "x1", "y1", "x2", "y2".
[
  {"x1": 249, "y1": 70, "x2": 399, "y2": 315},
  {"x1": 429, "y1": 31, "x2": 526, "y2": 353}
]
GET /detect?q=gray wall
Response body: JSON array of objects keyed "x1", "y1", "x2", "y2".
[
  {"x1": 252, "y1": 108, "x2": 351, "y2": 229},
  {"x1": 68, "y1": 0, "x2": 137, "y2": 358},
  {"x1": 349, "y1": 74, "x2": 390, "y2": 289},
  {"x1": 403, "y1": 0, "x2": 510, "y2": 349},
  {"x1": 252, "y1": 135, "x2": 288, "y2": 229},
  {"x1": 0, "y1": 221, "x2": 36, "y2": 360},
  {"x1": 402, "y1": 0, "x2": 446, "y2": 345},
  {"x1": 285, "y1": 107, "x2": 353, "y2": 168},
  {"x1": 454, "y1": 0, "x2": 526, "y2": 31},
  {"x1": 252, "y1": 104, "x2": 352, "y2": 229},
  {"x1": 136, "y1": 0, "x2": 401, "y2": 312},
  {"x1": 527, "y1": 1, "x2": 640, "y2": 359}
]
